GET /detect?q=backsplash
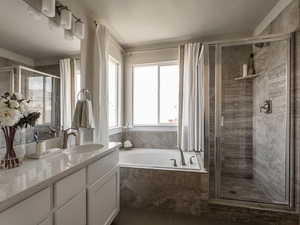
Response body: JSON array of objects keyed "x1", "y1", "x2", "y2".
[{"x1": 116, "y1": 130, "x2": 177, "y2": 149}]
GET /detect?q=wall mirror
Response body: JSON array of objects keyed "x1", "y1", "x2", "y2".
[
  {"x1": 208, "y1": 34, "x2": 294, "y2": 210},
  {"x1": 0, "y1": 0, "x2": 81, "y2": 146}
]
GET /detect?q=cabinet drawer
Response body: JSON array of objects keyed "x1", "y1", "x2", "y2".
[
  {"x1": 54, "y1": 191, "x2": 86, "y2": 225},
  {"x1": 87, "y1": 151, "x2": 118, "y2": 185},
  {"x1": 0, "y1": 187, "x2": 51, "y2": 225},
  {"x1": 54, "y1": 169, "x2": 86, "y2": 207}
]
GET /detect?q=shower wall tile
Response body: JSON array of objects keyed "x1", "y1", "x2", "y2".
[
  {"x1": 221, "y1": 45, "x2": 254, "y2": 178},
  {"x1": 252, "y1": 41, "x2": 288, "y2": 202}
]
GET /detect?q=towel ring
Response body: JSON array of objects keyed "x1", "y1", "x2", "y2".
[{"x1": 77, "y1": 89, "x2": 91, "y2": 100}]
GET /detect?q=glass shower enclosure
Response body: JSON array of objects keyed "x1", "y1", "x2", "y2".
[{"x1": 208, "y1": 33, "x2": 294, "y2": 210}]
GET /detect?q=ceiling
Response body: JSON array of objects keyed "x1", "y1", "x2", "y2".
[
  {"x1": 79, "y1": 0, "x2": 279, "y2": 48},
  {"x1": 0, "y1": 0, "x2": 80, "y2": 62}
]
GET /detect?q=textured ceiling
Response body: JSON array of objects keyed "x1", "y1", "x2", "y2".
[
  {"x1": 0, "y1": 0, "x2": 80, "y2": 61},
  {"x1": 79, "y1": 0, "x2": 279, "y2": 47}
]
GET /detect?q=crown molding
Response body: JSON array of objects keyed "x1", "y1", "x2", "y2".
[{"x1": 254, "y1": 0, "x2": 294, "y2": 36}]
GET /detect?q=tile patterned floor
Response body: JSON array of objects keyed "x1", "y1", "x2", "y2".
[{"x1": 113, "y1": 208, "x2": 252, "y2": 225}]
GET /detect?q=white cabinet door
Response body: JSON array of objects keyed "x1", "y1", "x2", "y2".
[
  {"x1": 54, "y1": 191, "x2": 86, "y2": 225},
  {"x1": 0, "y1": 188, "x2": 51, "y2": 225},
  {"x1": 87, "y1": 167, "x2": 120, "y2": 225}
]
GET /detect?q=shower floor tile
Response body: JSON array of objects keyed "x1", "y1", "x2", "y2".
[{"x1": 220, "y1": 176, "x2": 271, "y2": 202}]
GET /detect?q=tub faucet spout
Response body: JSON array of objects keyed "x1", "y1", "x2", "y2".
[{"x1": 178, "y1": 148, "x2": 187, "y2": 166}]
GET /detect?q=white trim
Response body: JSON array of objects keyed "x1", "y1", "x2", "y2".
[
  {"x1": 0, "y1": 48, "x2": 34, "y2": 66},
  {"x1": 254, "y1": 0, "x2": 294, "y2": 36},
  {"x1": 108, "y1": 55, "x2": 121, "y2": 129},
  {"x1": 126, "y1": 47, "x2": 178, "y2": 55},
  {"x1": 129, "y1": 126, "x2": 177, "y2": 132}
]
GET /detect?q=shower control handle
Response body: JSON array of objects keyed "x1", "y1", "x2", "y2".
[
  {"x1": 259, "y1": 100, "x2": 272, "y2": 114},
  {"x1": 170, "y1": 159, "x2": 178, "y2": 167}
]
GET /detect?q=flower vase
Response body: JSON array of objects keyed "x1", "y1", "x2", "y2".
[{"x1": 0, "y1": 127, "x2": 20, "y2": 169}]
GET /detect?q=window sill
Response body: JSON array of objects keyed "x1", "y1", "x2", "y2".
[
  {"x1": 128, "y1": 125, "x2": 177, "y2": 132},
  {"x1": 109, "y1": 127, "x2": 123, "y2": 135}
]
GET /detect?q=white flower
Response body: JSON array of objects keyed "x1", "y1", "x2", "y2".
[
  {"x1": 9, "y1": 100, "x2": 19, "y2": 109},
  {"x1": 0, "y1": 108, "x2": 22, "y2": 127},
  {"x1": 19, "y1": 101, "x2": 30, "y2": 116}
]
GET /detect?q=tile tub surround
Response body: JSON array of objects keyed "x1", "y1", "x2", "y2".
[
  {"x1": 123, "y1": 130, "x2": 177, "y2": 149},
  {"x1": 120, "y1": 167, "x2": 298, "y2": 225},
  {"x1": 119, "y1": 148, "x2": 203, "y2": 171},
  {"x1": 0, "y1": 142, "x2": 121, "y2": 211},
  {"x1": 120, "y1": 167, "x2": 209, "y2": 216}
]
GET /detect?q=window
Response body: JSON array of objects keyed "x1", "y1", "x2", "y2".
[
  {"x1": 133, "y1": 62, "x2": 179, "y2": 126},
  {"x1": 108, "y1": 56, "x2": 119, "y2": 128},
  {"x1": 26, "y1": 76, "x2": 53, "y2": 125}
]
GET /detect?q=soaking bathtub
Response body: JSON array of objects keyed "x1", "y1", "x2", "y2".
[
  {"x1": 119, "y1": 148, "x2": 208, "y2": 214},
  {"x1": 119, "y1": 148, "x2": 205, "y2": 172}
]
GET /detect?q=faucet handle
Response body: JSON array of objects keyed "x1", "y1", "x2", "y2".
[
  {"x1": 189, "y1": 156, "x2": 196, "y2": 164},
  {"x1": 63, "y1": 127, "x2": 79, "y2": 133},
  {"x1": 170, "y1": 159, "x2": 178, "y2": 167}
]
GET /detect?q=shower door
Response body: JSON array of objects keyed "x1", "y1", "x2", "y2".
[{"x1": 210, "y1": 33, "x2": 294, "y2": 210}]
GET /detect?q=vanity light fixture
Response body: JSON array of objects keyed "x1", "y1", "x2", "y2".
[
  {"x1": 60, "y1": 8, "x2": 72, "y2": 30},
  {"x1": 56, "y1": 4, "x2": 72, "y2": 30},
  {"x1": 41, "y1": 0, "x2": 56, "y2": 18},
  {"x1": 72, "y1": 18, "x2": 85, "y2": 40},
  {"x1": 56, "y1": 1, "x2": 85, "y2": 39}
]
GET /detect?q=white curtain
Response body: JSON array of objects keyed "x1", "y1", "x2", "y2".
[
  {"x1": 93, "y1": 24, "x2": 109, "y2": 145},
  {"x1": 60, "y1": 58, "x2": 72, "y2": 129},
  {"x1": 177, "y1": 43, "x2": 205, "y2": 152}
]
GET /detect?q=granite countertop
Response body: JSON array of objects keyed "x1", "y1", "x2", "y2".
[{"x1": 0, "y1": 142, "x2": 121, "y2": 211}]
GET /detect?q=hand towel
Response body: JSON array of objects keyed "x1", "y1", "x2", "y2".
[{"x1": 72, "y1": 100, "x2": 95, "y2": 129}]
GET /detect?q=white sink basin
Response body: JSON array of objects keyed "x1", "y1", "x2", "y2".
[{"x1": 70, "y1": 144, "x2": 104, "y2": 153}]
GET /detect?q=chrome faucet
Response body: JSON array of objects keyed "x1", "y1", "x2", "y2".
[
  {"x1": 62, "y1": 128, "x2": 78, "y2": 149},
  {"x1": 170, "y1": 159, "x2": 178, "y2": 167},
  {"x1": 178, "y1": 148, "x2": 187, "y2": 166}
]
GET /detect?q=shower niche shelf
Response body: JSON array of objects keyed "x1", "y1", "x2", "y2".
[{"x1": 234, "y1": 73, "x2": 261, "y2": 81}]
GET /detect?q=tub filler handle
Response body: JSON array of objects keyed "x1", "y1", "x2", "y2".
[
  {"x1": 189, "y1": 156, "x2": 196, "y2": 165},
  {"x1": 170, "y1": 159, "x2": 178, "y2": 167}
]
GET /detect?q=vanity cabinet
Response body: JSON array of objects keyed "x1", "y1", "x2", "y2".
[
  {"x1": 0, "y1": 148, "x2": 120, "y2": 225},
  {"x1": 0, "y1": 187, "x2": 51, "y2": 225},
  {"x1": 54, "y1": 191, "x2": 86, "y2": 225},
  {"x1": 87, "y1": 167, "x2": 119, "y2": 225}
]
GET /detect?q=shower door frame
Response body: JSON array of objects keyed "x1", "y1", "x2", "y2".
[{"x1": 209, "y1": 33, "x2": 295, "y2": 212}]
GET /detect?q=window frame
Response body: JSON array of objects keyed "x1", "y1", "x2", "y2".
[
  {"x1": 108, "y1": 55, "x2": 120, "y2": 129},
  {"x1": 25, "y1": 75, "x2": 52, "y2": 125},
  {"x1": 132, "y1": 60, "x2": 179, "y2": 127}
]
